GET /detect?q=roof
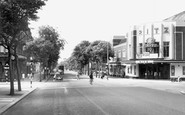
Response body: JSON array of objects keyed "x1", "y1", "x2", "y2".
[
  {"x1": 164, "y1": 11, "x2": 185, "y2": 22},
  {"x1": 113, "y1": 36, "x2": 127, "y2": 46}
]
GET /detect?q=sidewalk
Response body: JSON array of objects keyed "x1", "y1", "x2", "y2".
[{"x1": 0, "y1": 73, "x2": 48, "y2": 114}]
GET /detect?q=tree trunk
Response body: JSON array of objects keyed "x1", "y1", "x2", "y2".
[
  {"x1": 8, "y1": 47, "x2": 14, "y2": 95},
  {"x1": 88, "y1": 62, "x2": 89, "y2": 75},
  {"x1": 15, "y1": 54, "x2": 21, "y2": 91}
]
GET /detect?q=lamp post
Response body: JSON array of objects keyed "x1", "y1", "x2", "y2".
[{"x1": 30, "y1": 57, "x2": 33, "y2": 88}]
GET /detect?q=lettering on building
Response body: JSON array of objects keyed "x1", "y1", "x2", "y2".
[{"x1": 163, "y1": 27, "x2": 169, "y2": 34}]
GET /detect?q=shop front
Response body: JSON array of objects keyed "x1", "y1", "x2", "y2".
[
  {"x1": 108, "y1": 61, "x2": 126, "y2": 77},
  {"x1": 127, "y1": 60, "x2": 185, "y2": 80},
  {"x1": 138, "y1": 63, "x2": 170, "y2": 79}
]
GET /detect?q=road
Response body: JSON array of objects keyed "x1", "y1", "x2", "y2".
[{"x1": 2, "y1": 71, "x2": 185, "y2": 115}]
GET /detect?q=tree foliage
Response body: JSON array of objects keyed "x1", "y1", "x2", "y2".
[
  {"x1": 72, "y1": 40, "x2": 90, "y2": 70},
  {"x1": 67, "y1": 40, "x2": 114, "y2": 73},
  {"x1": 0, "y1": 0, "x2": 46, "y2": 95},
  {"x1": 25, "y1": 25, "x2": 65, "y2": 71}
]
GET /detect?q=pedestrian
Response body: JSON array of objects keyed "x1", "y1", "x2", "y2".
[
  {"x1": 101, "y1": 71, "x2": 105, "y2": 79},
  {"x1": 89, "y1": 71, "x2": 93, "y2": 85},
  {"x1": 76, "y1": 71, "x2": 80, "y2": 80}
]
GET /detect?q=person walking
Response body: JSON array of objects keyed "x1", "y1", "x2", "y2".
[
  {"x1": 89, "y1": 71, "x2": 93, "y2": 85},
  {"x1": 76, "y1": 71, "x2": 80, "y2": 80}
]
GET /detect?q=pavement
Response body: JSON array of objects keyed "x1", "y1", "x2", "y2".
[
  {"x1": 0, "y1": 73, "x2": 49, "y2": 115},
  {"x1": 0, "y1": 72, "x2": 185, "y2": 114}
]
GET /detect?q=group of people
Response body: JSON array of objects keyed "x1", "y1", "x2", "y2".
[{"x1": 76, "y1": 71, "x2": 108, "y2": 85}]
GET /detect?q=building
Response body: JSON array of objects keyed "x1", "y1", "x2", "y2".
[
  {"x1": 126, "y1": 11, "x2": 185, "y2": 80},
  {"x1": 0, "y1": 44, "x2": 27, "y2": 82},
  {"x1": 108, "y1": 36, "x2": 127, "y2": 77}
]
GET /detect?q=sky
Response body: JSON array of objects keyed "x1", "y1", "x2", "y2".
[{"x1": 29, "y1": 0, "x2": 185, "y2": 62}]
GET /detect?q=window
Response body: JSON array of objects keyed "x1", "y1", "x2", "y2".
[
  {"x1": 139, "y1": 43, "x2": 142, "y2": 54},
  {"x1": 130, "y1": 66, "x2": 132, "y2": 74},
  {"x1": 118, "y1": 50, "x2": 121, "y2": 58},
  {"x1": 153, "y1": 42, "x2": 159, "y2": 54},
  {"x1": 163, "y1": 42, "x2": 169, "y2": 57}
]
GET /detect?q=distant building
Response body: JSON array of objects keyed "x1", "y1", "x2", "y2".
[{"x1": 108, "y1": 36, "x2": 127, "y2": 77}]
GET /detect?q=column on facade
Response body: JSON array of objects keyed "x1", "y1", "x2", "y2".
[
  {"x1": 159, "y1": 24, "x2": 163, "y2": 58},
  {"x1": 142, "y1": 26, "x2": 145, "y2": 53},
  {"x1": 170, "y1": 23, "x2": 174, "y2": 59}
]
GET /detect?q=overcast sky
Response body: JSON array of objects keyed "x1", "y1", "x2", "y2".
[{"x1": 29, "y1": 0, "x2": 185, "y2": 62}]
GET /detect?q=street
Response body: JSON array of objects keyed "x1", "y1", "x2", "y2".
[{"x1": 2, "y1": 71, "x2": 185, "y2": 115}]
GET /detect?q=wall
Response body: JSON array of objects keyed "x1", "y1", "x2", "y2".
[{"x1": 113, "y1": 42, "x2": 127, "y2": 61}]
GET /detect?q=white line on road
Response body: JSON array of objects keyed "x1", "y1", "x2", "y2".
[{"x1": 75, "y1": 89, "x2": 109, "y2": 115}]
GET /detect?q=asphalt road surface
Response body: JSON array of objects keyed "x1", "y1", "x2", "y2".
[{"x1": 2, "y1": 71, "x2": 185, "y2": 115}]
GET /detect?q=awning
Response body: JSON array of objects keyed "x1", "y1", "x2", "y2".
[
  {"x1": 125, "y1": 59, "x2": 185, "y2": 64},
  {"x1": 108, "y1": 61, "x2": 128, "y2": 65}
]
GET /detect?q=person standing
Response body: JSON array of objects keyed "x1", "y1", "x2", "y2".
[{"x1": 89, "y1": 71, "x2": 93, "y2": 85}]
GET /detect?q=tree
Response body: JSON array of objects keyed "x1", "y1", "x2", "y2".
[
  {"x1": 72, "y1": 40, "x2": 90, "y2": 72},
  {"x1": 25, "y1": 25, "x2": 65, "y2": 78},
  {"x1": 0, "y1": 0, "x2": 46, "y2": 95},
  {"x1": 86, "y1": 40, "x2": 114, "y2": 76}
]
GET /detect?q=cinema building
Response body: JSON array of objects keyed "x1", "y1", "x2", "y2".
[{"x1": 125, "y1": 12, "x2": 185, "y2": 80}]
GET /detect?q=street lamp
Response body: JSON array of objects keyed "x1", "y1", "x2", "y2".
[{"x1": 30, "y1": 57, "x2": 33, "y2": 88}]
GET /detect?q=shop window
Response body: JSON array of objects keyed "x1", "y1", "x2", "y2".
[
  {"x1": 163, "y1": 42, "x2": 169, "y2": 57},
  {"x1": 127, "y1": 67, "x2": 130, "y2": 74},
  {"x1": 183, "y1": 66, "x2": 185, "y2": 75},
  {"x1": 171, "y1": 65, "x2": 175, "y2": 76}
]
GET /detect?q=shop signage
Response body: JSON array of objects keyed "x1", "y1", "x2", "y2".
[
  {"x1": 138, "y1": 26, "x2": 170, "y2": 35},
  {"x1": 145, "y1": 37, "x2": 158, "y2": 47}
]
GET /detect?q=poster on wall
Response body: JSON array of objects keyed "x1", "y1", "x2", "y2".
[
  {"x1": 134, "y1": 66, "x2": 136, "y2": 75},
  {"x1": 171, "y1": 65, "x2": 175, "y2": 76},
  {"x1": 183, "y1": 66, "x2": 185, "y2": 75}
]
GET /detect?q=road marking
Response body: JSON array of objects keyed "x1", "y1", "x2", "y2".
[{"x1": 76, "y1": 89, "x2": 109, "y2": 115}]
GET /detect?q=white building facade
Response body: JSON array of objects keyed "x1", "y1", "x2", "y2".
[{"x1": 126, "y1": 18, "x2": 185, "y2": 79}]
